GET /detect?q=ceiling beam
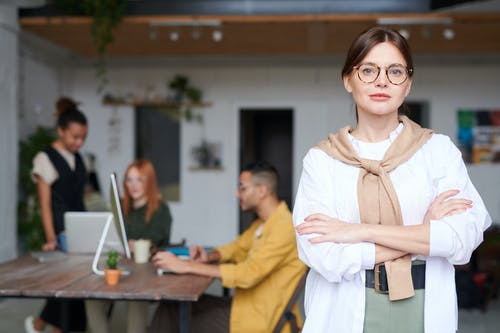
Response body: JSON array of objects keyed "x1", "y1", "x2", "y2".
[{"x1": 19, "y1": 13, "x2": 500, "y2": 57}]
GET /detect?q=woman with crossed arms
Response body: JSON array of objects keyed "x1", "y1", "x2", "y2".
[{"x1": 294, "y1": 27, "x2": 491, "y2": 333}]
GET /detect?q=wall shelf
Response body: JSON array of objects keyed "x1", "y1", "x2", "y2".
[
  {"x1": 189, "y1": 166, "x2": 224, "y2": 171},
  {"x1": 102, "y1": 101, "x2": 212, "y2": 108}
]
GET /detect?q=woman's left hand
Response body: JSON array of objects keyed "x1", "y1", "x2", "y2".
[
  {"x1": 151, "y1": 251, "x2": 190, "y2": 274},
  {"x1": 296, "y1": 213, "x2": 362, "y2": 244}
]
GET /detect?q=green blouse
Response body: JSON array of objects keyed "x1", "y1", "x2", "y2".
[{"x1": 124, "y1": 201, "x2": 172, "y2": 248}]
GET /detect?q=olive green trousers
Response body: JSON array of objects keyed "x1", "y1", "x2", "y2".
[{"x1": 363, "y1": 287, "x2": 425, "y2": 333}]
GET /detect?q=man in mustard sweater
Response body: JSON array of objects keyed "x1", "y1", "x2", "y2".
[{"x1": 151, "y1": 161, "x2": 306, "y2": 333}]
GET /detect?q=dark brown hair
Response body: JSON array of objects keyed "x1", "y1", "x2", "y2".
[
  {"x1": 54, "y1": 97, "x2": 87, "y2": 129},
  {"x1": 341, "y1": 26, "x2": 414, "y2": 79}
]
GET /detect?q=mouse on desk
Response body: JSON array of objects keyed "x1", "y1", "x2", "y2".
[{"x1": 156, "y1": 268, "x2": 170, "y2": 275}]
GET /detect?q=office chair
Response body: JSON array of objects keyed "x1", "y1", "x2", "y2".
[{"x1": 273, "y1": 271, "x2": 308, "y2": 333}]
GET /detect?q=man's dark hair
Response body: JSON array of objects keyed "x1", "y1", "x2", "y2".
[{"x1": 242, "y1": 161, "x2": 279, "y2": 196}]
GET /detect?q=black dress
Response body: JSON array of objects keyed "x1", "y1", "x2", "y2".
[{"x1": 39, "y1": 146, "x2": 87, "y2": 331}]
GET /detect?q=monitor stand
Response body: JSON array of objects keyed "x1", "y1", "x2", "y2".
[{"x1": 92, "y1": 214, "x2": 130, "y2": 276}]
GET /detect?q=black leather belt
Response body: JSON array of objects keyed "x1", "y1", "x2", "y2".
[{"x1": 366, "y1": 262, "x2": 426, "y2": 294}]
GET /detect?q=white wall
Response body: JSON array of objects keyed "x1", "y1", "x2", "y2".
[
  {"x1": 0, "y1": 5, "x2": 18, "y2": 262},
  {"x1": 18, "y1": 51, "x2": 61, "y2": 139},
  {"x1": 18, "y1": 52, "x2": 500, "y2": 247},
  {"x1": 59, "y1": 62, "x2": 499, "y2": 245},
  {"x1": 412, "y1": 65, "x2": 500, "y2": 223},
  {"x1": 18, "y1": 30, "x2": 75, "y2": 139}
]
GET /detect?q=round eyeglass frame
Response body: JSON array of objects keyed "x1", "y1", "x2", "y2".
[{"x1": 353, "y1": 63, "x2": 413, "y2": 85}]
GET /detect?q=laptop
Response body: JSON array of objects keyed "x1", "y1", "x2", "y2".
[
  {"x1": 65, "y1": 211, "x2": 123, "y2": 254},
  {"x1": 66, "y1": 172, "x2": 132, "y2": 258}
]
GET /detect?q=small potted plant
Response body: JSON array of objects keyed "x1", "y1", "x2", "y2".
[{"x1": 104, "y1": 250, "x2": 121, "y2": 286}]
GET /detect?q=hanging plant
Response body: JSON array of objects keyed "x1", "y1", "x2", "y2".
[
  {"x1": 54, "y1": 0, "x2": 127, "y2": 92},
  {"x1": 166, "y1": 74, "x2": 204, "y2": 123}
]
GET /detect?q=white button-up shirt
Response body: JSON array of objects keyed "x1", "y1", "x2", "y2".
[{"x1": 293, "y1": 125, "x2": 492, "y2": 333}]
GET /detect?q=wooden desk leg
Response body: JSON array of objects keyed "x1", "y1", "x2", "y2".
[{"x1": 179, "y1": 301, "x2": 191, "y2": 333}]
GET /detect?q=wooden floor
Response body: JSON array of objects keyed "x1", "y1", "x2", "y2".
[{"x1": 1, "y1": 296, "x2": 499, "y2": 332}]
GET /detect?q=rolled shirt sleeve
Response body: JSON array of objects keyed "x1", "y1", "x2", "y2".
[
  {"x1": 428, "y1": 135, "x2": 492, "y2": 264},
  {"x1": 219, "y1": 226, "x2": 297, "y2": 288},
  {"x1": 217, "y1": 204, "x2": 300, "y2": 289},
  {"x1": 215, "y1": 225, "x2": 255, "y2": 264},
  {"x1": 215, "y1": 223, "x2": 258, "y2": 287},
  {"x1": 31, "y1": 151, "x2": 58, "y2": 185},
  {"x1": 293, "y1": 148, "x2": 375, "y2": 283}
]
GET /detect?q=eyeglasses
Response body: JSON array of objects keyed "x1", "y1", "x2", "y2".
[
  {"x1": 237, "y1": 183, "x2": 256, "y2": 192},
  {"x1": 353, "y1": 63, "x2": 413, "y2": 85}
]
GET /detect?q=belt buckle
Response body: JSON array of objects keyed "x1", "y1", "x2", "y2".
[{"x1": 374, "y1": 264, "x2": 388, "y2": 294}]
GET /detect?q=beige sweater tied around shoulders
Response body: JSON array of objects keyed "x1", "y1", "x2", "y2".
[{"x1": 317, "y1": 116, "x2": 433, "y2": 300}]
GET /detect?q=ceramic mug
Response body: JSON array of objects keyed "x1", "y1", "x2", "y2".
[{"x1": 133, "y1": 239, "x2": 151, "y2": 264}]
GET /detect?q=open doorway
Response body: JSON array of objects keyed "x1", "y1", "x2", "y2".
[
  {"x1": 135, "y1": 106, "x2": 180, "y2": 201},
  {"x1": 239, "y1": 109, "x2": 293, "y2": 233},
  {"x1": 406, "y1": 101, "x2": 430, "y2": 128}
]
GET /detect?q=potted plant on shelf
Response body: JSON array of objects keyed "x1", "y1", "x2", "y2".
[
  {"x1": 104, "y1": 250, "x2": 121, "y2": 285},
  {"x1": 166, "y1": 74, "x2": 204, "y2": 123}
]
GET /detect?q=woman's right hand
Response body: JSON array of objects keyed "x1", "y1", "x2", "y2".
[
  {"x1": 424, "y1": 189, "x2": 473, "y2": 224},
  {"x1": 42, "y1": 240, "x2": 57, "y2": 252}
]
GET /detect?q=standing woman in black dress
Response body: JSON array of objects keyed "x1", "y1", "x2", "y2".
[{"x1": 25, "y1": 97, "x2": 88, "y2": 333}]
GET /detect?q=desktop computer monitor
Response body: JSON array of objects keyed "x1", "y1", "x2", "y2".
[
  {"x1": 110, "y1": 172, "x2": 131, "y2": 259},
  {"x1": 91, "y1": 172, "x2": 131, "y2": 275}
]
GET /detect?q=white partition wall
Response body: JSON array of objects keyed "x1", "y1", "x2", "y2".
[{"x1": 0, "y1": 5, "x2": 18, "y2": 262}]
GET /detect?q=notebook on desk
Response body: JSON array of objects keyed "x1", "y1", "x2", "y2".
[
  {"x1": 163, "y1": 246, "x2": 191, "y2": 258},
  {"x1": 163, "y1": 246, "x2": 212, "y2": 258}
]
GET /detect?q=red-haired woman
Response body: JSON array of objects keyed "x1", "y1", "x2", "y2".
[
  {"x1": 122, "y1": 159, "x2": 172, "y2": 250},
  {"x1": 86, "y1": 160, "x2": 172, "y2": 333}
]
